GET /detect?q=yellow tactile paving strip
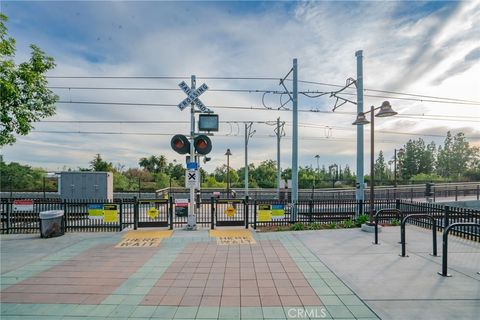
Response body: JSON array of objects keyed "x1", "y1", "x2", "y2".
[
  {"x1": 209, "y1": 229, "x2": 256, "y2": 245},
  {"x1": 116, "y1": 230, "x2": 173, "y2": 248}
]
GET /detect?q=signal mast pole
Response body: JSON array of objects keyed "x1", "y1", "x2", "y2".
[{"x1": 187, "y1": 75, "x2": 197, "y2": 230}]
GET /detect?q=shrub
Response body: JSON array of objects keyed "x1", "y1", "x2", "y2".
[
  {"x1": 307, "y1": 223, "x2": 322, "y2": 230},
  {"x1": 326, "y1": 223, "x2": 337, "y2": 229},
  {"x1": 275, "y1": 225, "x2": 288, "y2": 232},
  {"x1": 390, "y1": 218, "x2": 401, "y2": 226},
  {"x1": 342, "y1": 219, "x2": 356, "y2": 228},
  {"x1": 355, "y1": 214, "x2": 369, "y2": 227},
  {"x1": 289, "y1": 223, "x2": 305, "y2": 231}
]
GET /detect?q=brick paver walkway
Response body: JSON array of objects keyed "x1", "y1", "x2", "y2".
[{"x1": 0, "y1": 230, "x2": 379, "y2": 319}]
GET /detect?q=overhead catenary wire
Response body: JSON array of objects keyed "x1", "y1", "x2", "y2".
[
  {"x1": 54, "y1": 100, "x2": 480, "y2": 122},
  {"x1": 29, "y1": 130, "x2": 399, "y2": 143},
  {"x1": 49, "y1": 85, "x2": 480, "y2": 105},
  {"x1": 46, "y1": 74, "x2": 480, "y2": 105}
]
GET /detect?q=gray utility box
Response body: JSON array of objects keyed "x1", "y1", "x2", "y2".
[{"x1": 60, "y1": 171, "x2": 113, "y2": 200}]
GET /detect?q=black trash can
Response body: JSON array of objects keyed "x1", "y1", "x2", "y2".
[{"x1": 39, "y1": 210, "x2": 65, "y2": 238}]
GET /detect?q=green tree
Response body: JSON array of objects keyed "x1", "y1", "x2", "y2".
[
  {"x1": 399, "y1": 138, "x2": 434, "y2": 180},
  {"x1": 89, "y1": 154, "x2": 114, "y2": 172},
  {"x1": 251, "y1": 160, "x2": 277, "y2": 188},
  {"x1": 139, "y1": 155, "x2": 168, "y2": 173},
  {"x1": 437, "y1": 132, "x2": 477, "y2": 179},
  {"x1": 374, "y1": 151, "x2": 387, "y2": 184},
  {"x1": 0, "y1": 14, "x2": 58, "y2": 145}
]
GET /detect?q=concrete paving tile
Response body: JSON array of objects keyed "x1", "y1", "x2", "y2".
[
  {"x1": 89, "y1": 304, "x2": 117, "y2": 317},
  {"x1": 330, "y1": 286, "x2": 353, "y2": 295},
  {"x1": 324, "y1": 305, "x2": 355, "y2": 319},
  {"x1": 69, "y1": 304, "x2": 98, "y2": 316},
  {"x1": 218, "y1": 306, "x2": 240, "y2": 319},
  {"x1": 108, "y1": 305, "x2": 136, "y2": 318},
  {"x1": 319, "y1": 296, "x2": 343, "y2": 306},
  {"x1": 241, "y1": 306, "x2": 264, "y2": 319},
  {"x1": 123, "y1": 295, "x2": 146, "y2": 305},
  {"x1": 130, "y1": 305, "x2": 156, "y2": 318},
  {"x1": 346, "y1": 305, "x2": 378, "y2": 318},
  {"x1": 196, "y1": 306, "x2": 219, "y2": 319},
  {"x1": 174, "y1": 306, "x2": 198, "y2": 318},
  {"x1": 313, "y1": 286, "x2": 335, "y2": 295},
  {"x1": 152, "y1": 306, "x2": 178, "y2": 318},
  {"x1": 262, "y1": 306, "x2": 286, "y2": 319},
  {"x1": 337, "y1": 295, "x2": 364, "y2": 306}
]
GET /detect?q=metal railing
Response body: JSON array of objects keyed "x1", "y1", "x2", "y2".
[{"x1": 1, "y1": 197, "x2": 479, "y2": 242}]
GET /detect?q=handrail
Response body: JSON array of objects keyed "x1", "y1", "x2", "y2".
[
  {"x1": 374, "y1": 208, "x2": 401, "y2": 244},
  {"x1": 438, "y1": 222, "x2": 480, "y2": 277},
  {"x1": 401, "y1": 214, "x2": 438, "y2": 257}
]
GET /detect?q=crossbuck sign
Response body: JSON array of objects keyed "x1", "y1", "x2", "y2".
[{"x1": 178, "y1": 81, "x2": 211, "y2": 113}]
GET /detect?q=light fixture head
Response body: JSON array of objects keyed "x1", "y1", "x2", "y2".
[
  {"x1": 352, "y1": 112, "x2": 370, "y2": 125},
  {"x1": 225, "y1": 148, "x2": 232, "y2": 156},
  {"x1": 375, "y1": 101, "x2": 397, "y2": 117}
]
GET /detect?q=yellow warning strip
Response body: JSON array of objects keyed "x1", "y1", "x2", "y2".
[
  {"x1": 209, "y1": 229, "x2": 256, "y2": 245},
  {"x1": 123, "y1": 230, "x2": 173, "y2": 239},
  {"x1": 115, "y1": 230, "x2": 173, "y2": 248}
]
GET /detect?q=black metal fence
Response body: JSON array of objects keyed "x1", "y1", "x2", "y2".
[{"x1": 1, "y1": 197, "x2": 479, "y2": 242}]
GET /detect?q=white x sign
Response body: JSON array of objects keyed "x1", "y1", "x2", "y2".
[{"x1": 178, "y1": 81, "x2": 211, "y2": 112}]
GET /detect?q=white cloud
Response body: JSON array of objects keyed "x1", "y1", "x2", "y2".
[{"x1": 2, "y1": 1, "x2": 479, "y2": 173}]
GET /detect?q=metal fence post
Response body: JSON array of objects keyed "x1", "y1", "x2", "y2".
[
  {"x1": 254, "y1": 200, "x2": 257, "y2": 230},
  {"x1": 477, "y1": 185, "x2": 479, "y2": 200},
  {"x1": 118, "y1": 199, "x2": 123, "y2": 232},
  {"x1": 133, "y1": 196, "x2": 138, "y2": 230},
  {"x1": 455, "y1": 186, "x2": 458, "y2": 201},
  {"x1": 6, "y1": 200, "x2": 11, "y2": 234},
  {"x1": 444, "y1": 205, "x2": 450, "y2": 231},
  {"x1": 357, "y1": 199, "x2": 363, "y2": 217},
  {"x1": 63, "y1": 199, "x2": 68, "y2": 233},
  {"x1": 210, "y1": 197, "x2": 215, "y2": 230},
  {"x1": 401, "y1": 219, "x2": 407, "y2": 257},
  {"x1": 245, "y1": 196, "x2": 249, "y2": 229},
  {"x1": 169, "y1": 196, "x2": 173, "y2": 230},
  {"x1": 308, "y1": 199, "x2": 313, "y2": 223}
]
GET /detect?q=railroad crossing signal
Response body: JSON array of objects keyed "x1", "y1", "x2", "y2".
[{"x1": 178, "y1": 81, "x2": 211, "y2": 113}]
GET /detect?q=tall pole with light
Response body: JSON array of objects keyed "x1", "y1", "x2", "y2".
[
  {"x1": 393, "y1": 148, "x2": 404, "y2": 188},
  {"x1": 355, "y1": 51, "x2": 365, "y2": 210},
  {"x1": 352, "y1": 101, "x2": 398, "y2": 223},
  {"x1": 225, "y1": 148, "x2": 232, "y2": 197},
  {"x1": 314, "y1": 155, "x2": 320, "y2": 198}
]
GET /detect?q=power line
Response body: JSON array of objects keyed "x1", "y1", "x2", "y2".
[
  {"x1": 49, "y1": 85, "x2": 480, "y2": 105},
  {"x1": 55, "y1": 100, "x2": 480, "y2": 122},
  {"x1": 30, "y1": 130, "x2": 398, "y2": 143},
  {"x1": 49, "y1": 86, "x2": 286, "y2": 94},
  {"x1": 46, "y1": 75, "x2": 480, "y2": 104}
]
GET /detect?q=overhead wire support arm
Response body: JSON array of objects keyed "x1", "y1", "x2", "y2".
[{"x1": 331, "y1": 78, "x2": 358, "y2": 112}]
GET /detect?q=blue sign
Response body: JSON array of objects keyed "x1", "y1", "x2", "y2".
[{"x1": 187, "y1": 162, "x2": 198, "y2": 170}]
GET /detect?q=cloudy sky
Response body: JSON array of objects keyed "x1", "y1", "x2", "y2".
[{"x1": 2, "y1": 0, "x2": 480, "y2": 173}]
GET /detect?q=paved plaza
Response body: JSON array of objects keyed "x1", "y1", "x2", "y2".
[{"x1": 1, "y1": 226, "x2": 479, "y2": 319}]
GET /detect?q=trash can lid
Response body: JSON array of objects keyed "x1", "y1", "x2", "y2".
[{"x1": 40, "y1": 210, "x2": 64, "y2": 219}]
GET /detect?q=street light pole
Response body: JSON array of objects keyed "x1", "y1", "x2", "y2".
[
  {"x1": 369, "y1": 106, "x2": 375, "y2": 221},
  {"x1": 225, "y1": 149, "x2": 232, "y2": 197},
  {"x1": 353, "y1": 101, "x2": 398, "y2": 224}
]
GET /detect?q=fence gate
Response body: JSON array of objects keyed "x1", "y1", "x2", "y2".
[
  {"x1": 137, "y1": 199, "x2": 170, "y2": 228},
  {"x1": 215, "y1": 199, "x2": 246, "y2": 227}
]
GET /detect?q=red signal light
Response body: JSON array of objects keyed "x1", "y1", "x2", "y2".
[
  {"x1": 194, "y1": 135, "x2": 212, "y2": 155},
  {"x1": 171, "y1": 134, "x2": 190, "y2": 154}
]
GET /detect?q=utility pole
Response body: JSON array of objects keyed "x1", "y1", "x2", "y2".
[
  {"x1": 187, "y1": 75, "x2": 197, "y2": 230},
  {"x1": 244, "y1": 122, "x2": 255, "y2": 197},
  {"x1": 292, "y1": 58, "x2": 298, "y2": 221},
  {"x1": 276, "y1": 117, "x2": 283, "y2": 198},
  {"x1": 355, "y1": 51, "x2": 365, "y2": 213}
]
